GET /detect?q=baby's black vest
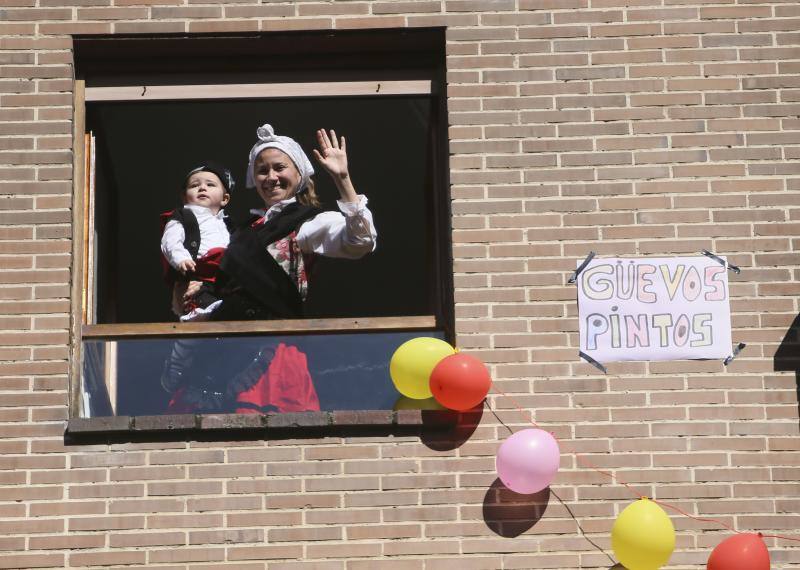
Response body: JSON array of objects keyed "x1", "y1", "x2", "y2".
[{"x1": 167, "y1": 207, "x2": 235, "y2": 261}]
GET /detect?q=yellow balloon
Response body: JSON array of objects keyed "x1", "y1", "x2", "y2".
[
  {"x1": 612, "y1": 498, "x2": 675, "y2": 570},
  {"x1": 389, "y1": 337, "x2": 455, "y2": 399}
]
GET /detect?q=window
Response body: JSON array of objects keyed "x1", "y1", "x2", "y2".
[{"x1": 70, "y1": 29, "x2": 453, "y2": 424}]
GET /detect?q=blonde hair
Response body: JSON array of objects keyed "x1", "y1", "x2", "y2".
[{"x1": 297, "y1": 178, "x2": 321, "y2": 208}]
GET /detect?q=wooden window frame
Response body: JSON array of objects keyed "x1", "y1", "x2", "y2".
[{"x1": 68, "y1": 30, "x2": 453, "y2": 425}]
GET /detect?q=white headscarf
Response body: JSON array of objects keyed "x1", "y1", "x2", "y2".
[{"x1": 246, "y1": 123, "x2": 315, "y2": 191}]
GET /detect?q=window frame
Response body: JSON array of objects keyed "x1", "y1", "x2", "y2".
[{"x1": 68, "y1": 29, "x2": 454, "y2": 425}]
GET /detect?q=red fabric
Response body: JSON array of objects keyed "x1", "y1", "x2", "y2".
[
  {"x1": 235, "y1": 343, "x2": 320, "y2": 414},
  {"x1": 158, "y1": 210, "x2": 225, "y2": 285},
  {"x1": 176, "y1": 248, "x2": 227, "y2": 314},
  {"x1": 165, "y1": 387, "x2": 198, "y2": 414},
  {"x1": 192, "y1": 247, "x2": 225, "y2": 282},
  {"x1": 159, "y1": 210, "x2": 174, "y2": 232}
]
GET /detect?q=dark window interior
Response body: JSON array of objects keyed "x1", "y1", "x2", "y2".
[
  {"x1": 75, "y1": 29, "x2": 452, "y2": 327},
  {"x1": 88, "y1": 96, "x2": 437, "y2": 323}
]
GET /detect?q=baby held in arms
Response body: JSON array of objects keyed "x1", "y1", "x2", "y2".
[{"x1": 159, "y1": 162, "x2": 235, "y2": 322}]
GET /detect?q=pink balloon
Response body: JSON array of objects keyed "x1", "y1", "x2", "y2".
[{"x1": 496, "y1": 428, "x2": 560, "y2": 494}]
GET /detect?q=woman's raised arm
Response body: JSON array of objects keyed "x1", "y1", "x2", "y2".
[{"x1": 312, "y1": 128, "x2": 358, "y2": 204}]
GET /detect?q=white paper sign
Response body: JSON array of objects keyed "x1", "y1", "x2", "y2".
[{"x1": 577, "y1": 256, "x2": 732, "y2": 363}]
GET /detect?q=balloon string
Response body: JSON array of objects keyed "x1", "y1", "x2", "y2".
[
  {"x1": 573, "y1": 453, "x2": 644, "y2": 499},
  {"x1": 650, "y1": 500, "x2": 800, "y2": 543},
  {"x1": 761, "y1": 534, "x2": 800, "y2": 543},
  {"x1": 489, "y1": 383, "x2": 645, "y2": 497},
  {"x1": 649, "y1": 498, "x2": 741, "y2": 534},
  {"x1": 488, "y1": 381, "x2": 800, "y2": 545},
  {"x1": 487, "y1": 381, "x2": 541, "y2": 429}
]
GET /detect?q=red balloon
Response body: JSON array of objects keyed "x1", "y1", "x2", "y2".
[
  {"x1": 429, "y1": 353, "x2": 491, "y2": 411},
  {"x1": 707, "y1": 533, "x2": 770, "y2": 570}
]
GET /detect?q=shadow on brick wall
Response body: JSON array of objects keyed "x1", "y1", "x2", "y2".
[
  {"x1": 772, "y1": 313, "x2": 800, "y2": 425},
  {"x1": 420, "y1": 405, "x2": 483, "y2": 451},
  {"x1": 482, "y1": 479, "x2": 549, "y2": 538}
]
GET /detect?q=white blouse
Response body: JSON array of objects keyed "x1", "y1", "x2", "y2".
[
  {"x1": 176, "y1": 196, "x2": 377, "y2": 322},
  {"x1": 160, "y1": 204, "x2": 230, "y2": 268},
  {"x1": 253, "y1": 194, "x2": 377, "y2": 259}
]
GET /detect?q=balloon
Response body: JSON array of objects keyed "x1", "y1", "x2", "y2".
[
  {"x1": 389, "y1": 337, "x2": 455, "y2": 399},
  {"x1": 429, "y1": 353, "x2": 492, "y2": 411},
  {"x1": 496, "y1": 429, "x2": 560, "y2": 494},
  {"x1": 612, "y1": 498, "x2": 675, "y2": 570},
  {"x1": 707, "y1": 533, "x2": 770, "y2": 570}
]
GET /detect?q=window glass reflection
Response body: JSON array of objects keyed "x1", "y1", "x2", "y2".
[{"x1": 81, "y1": 331, "x2": 445, "y2": 418}]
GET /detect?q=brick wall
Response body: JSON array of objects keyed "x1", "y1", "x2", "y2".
[{"x1": 2, "y1": 0, "x2": 800, "y2": 568}]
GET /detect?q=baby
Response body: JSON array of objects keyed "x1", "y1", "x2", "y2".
[
  {"x1": 159, "y1": 162, "x2": 235, "y2": 395},
  {"x1": 160, "y1": 162, "x2": 234, "y2": 321}
]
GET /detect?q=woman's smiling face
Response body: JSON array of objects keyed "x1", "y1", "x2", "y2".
[{"x1": 254, "y1": 148, "x2": 302, "y2": 207}]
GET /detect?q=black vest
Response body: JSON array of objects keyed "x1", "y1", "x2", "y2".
[
  {"x1": 168, "y1": 207, "x2": 235, "y2": 261},
  {"x1": 217, "y1": 202, "x2": 323, "y2": 319}
]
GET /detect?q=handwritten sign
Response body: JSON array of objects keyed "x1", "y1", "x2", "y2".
[{"x1": 577, "y1": 256, "x2": 732, "y2": 363}]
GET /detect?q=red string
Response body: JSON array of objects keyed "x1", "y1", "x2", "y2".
[
  {"x1": 761, "y1": 534, "x2": 800, "y2": 543},
  {"x1": 649, "y1": 498, "x2": 740, "y2": 534},
  {"x1": 490, "y1": 382, "x2": 644, "y2": 498},
  {"x1": 489, "y1": 382, "x2": 800, "y2": 545},
  {"x1": 573, "y1": 452, "x2": 644, "y2": 499}
]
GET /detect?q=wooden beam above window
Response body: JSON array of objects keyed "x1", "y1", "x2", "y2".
[
  {"x1": 82, "y1": 315, "x2": 438, "y2": 339},
  {"x1": 85, "y1": 80, "x2": 433, "y2": 102}
]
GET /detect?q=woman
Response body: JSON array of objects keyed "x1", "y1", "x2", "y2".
[
  {"x1": 164, "y1": 124, "x2": 377, "y2": 414},
  {"x1": 206, "y1": 123, "x2": 377, "y2": 320}
]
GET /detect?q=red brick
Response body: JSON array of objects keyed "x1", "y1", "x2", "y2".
[
  {"x1": 109, "y1": 531, "x2": 185, "y2": 547},
  {"x1": 147, "y1": 514, "x2": 222, "y2": 529},
  {"x1": 0, "y1": 554, "x2": 64, "y2": 569},
  {"x1": 69, "y1": 551, "x2": 146, "y2": 566},
  {"x1": 76, "y1": 6, "x2": 146, "y2": 18},
  {"x1": 227, "y1": 544, "x2": 304, "y2": 561},
  {"x1": 113, "y1": 20, "x2": 185, "y2": 33}
]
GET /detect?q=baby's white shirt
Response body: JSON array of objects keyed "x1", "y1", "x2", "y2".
[{"x1": 160, "y1": 204, "x2": 230, "y2": 268}]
